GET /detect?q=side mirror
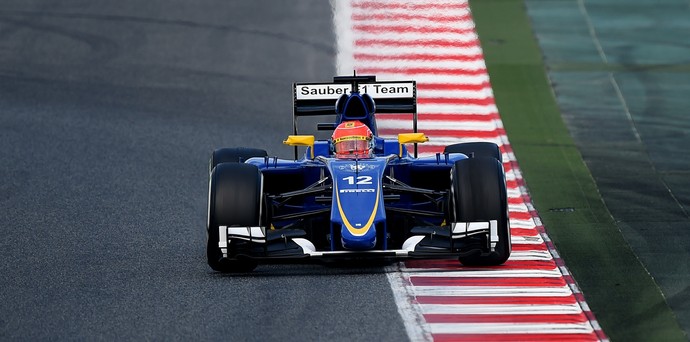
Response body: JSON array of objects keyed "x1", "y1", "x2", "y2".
[
  {"x1": 397, "y1": 133, "x2": 428, "y2": 157},
  {"x1": 283, "y1": 135, "x2": 315, "y2": 146},
  {"x1": 398, "y1": 133, "x2": 429, "y2": 144},
  {"x1": 283, "y1": 135, "x2": 316, "y2": 159}
]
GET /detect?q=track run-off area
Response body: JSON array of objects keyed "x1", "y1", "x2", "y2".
[{"x1": 334, "y1": 1, "x2": 606, "y2": 340}]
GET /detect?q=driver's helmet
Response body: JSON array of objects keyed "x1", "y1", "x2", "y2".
[{"x1": 331, "y1": 120, "x2": 374, "y2": 159}]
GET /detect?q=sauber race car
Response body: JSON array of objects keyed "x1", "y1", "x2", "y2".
[{"x1": 206, "y1": 75, "x2": 510, "y2": 272}]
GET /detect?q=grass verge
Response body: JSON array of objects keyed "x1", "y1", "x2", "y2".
[{"x1": 469, "y1": 0, "x2": 686, "y2": 340}]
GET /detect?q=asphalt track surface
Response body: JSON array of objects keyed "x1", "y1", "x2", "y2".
[{"x1": 0, "y1": 2, "x2": 409, "y2": 340}]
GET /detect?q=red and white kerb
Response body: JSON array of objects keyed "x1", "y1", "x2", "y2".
[{"x1": 334, "y1": 0, "x2": 608, "y2": 341}]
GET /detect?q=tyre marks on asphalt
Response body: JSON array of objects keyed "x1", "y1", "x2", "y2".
[{"x1": 334, "y1": 1, "x2": 607, "y2": 340}]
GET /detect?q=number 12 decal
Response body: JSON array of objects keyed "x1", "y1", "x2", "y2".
[{"x1": 342, "y1": 176, "x2": 372, "y2": 185}]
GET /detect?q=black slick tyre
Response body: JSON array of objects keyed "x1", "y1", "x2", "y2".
[
  {"x1": 207, "y1": 162, "x2": 262, "y2": 272},
  {"x1": 452, "y1": 157, "x2": 511, "y2": 266},
  {"x1": 444, "y1": 142, "x2": 501, "y2": 162},
  {"x1": 209, "y1": 147, "x2": 267, "y2": 173}
]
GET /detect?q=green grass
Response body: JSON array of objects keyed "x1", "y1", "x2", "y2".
[{"x1": 469, "y1": 0, "x2": 686, "y2": 340}]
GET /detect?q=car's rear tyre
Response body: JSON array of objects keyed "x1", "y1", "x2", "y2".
[
  {"x1": 452, "y1": 157, "x2": 511, "y2": 266},
  {"x1": 444, "y1": 142, "x2": 501, "y2": 162},
  {"x1": 209, "y1": 147, "x2": 267, "y2": 173},
  {"x1": 207, "y1": 162, "x2": 262, "y2": 272}
]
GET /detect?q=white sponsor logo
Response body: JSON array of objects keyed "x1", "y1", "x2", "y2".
[
  {"x1": 295, "y1": 82, "x2": 415, "y2": 100},
  {"x1": 297, "y1": 84, "x2": 351, "y2": 100},
  {"x1": 359, "y1": 83, "x2": 414, "y2": 98},
  {"x1": 336, "y1": 163, "x2": 379, "y2": 172},
  {"x1": 339, "y1": 188, "x2": 376, "y2": 193},
  {"x1": 350, "y1": 164, "x2": 366, "y2": 171}
]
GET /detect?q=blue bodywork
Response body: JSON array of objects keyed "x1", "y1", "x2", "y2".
[
  {"x1": 209, "y1": 75, "x2": 509, "y2": 268},
  {"x1": 327, "y1": 159, "x2": 385, "y2": 250},
  {"x1": 246, "y1": 143, "x2": 467, "y2": 252},
  {"x1": 246, "y1": 85, "x2": 467, "y2": 252}
]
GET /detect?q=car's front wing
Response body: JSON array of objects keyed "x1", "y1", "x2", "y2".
[{"x1": 217, "y1": 220, "x2": 499, "y2": 262}]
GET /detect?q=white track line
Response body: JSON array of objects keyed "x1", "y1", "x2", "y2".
[{"x1": 429, "y1": 323, "x2": 594, "y2": 334}]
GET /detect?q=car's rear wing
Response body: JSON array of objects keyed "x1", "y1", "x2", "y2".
[{"x1": 292, "y1": 75, "x2": 418, "y2": 135}]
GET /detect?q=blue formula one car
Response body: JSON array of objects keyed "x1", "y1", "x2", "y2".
[{"x1": 206, "y1": 75, "x2": 511, "y2": 272}]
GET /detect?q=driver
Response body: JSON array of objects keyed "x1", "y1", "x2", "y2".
[{"x1": 331, "y1": 120, "x2": 374, "y2": 159}]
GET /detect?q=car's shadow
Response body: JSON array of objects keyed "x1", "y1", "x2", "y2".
[{"x1": 210, "y1": 259, "x2": 399, "y2": 278}]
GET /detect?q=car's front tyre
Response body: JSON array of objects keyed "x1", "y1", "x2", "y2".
[
  {"x1": 209, "y1": 147, "x2": 267, "y2": 173},
  {"x1": 444, "y1": 142, "x2": 502, "y2": 162},
  {"x1": 207, "y1": 162, "x2": 262, "y2": 273},
  {"x1": 451, "y1": 157, "x2": 511, "y2": 266}
]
